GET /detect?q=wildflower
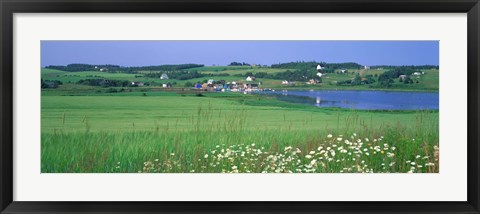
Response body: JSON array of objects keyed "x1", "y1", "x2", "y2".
[
  {"x1": 410, "y1": 162, "x2": 416, "y2": 166},
  {"x1": 154, "y1": 159, "x2": 159, "y2": 162},
  {"x1": 284, "y1": 146, "x2": 292, "y2": 151},
  {"x1": 170, "y1": 153, "x2": 175, "y2": 156},
  {"x1": 305, "y1": 155, "x2": 313, "y2": 159},
  {"x1": 337, "y1": 138, "x2": 343, "y2": 141},
  {"x1": 204, "y1": 154, "x2": 209, "y2": 159},
  {"x1": 416, "y1": 155, "x2": 421, "y2": 159},
  {"x1": 317, "y1": 146, "x2": 323, "y2": 151},
  {"x1": 327, "y1": 134, "x2": 333, "y2": 138},
  {"x1": 251, "y1": 144, "x2": 255, "y2": 147},
  {"x1": 232, "y1": 166, "x2": 238, "y2": 170},
  {"x1": 310, "y1": 159, "x2": 317, "y2": 165}
]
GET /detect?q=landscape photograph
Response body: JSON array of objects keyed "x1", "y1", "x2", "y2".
[{"x1": 41, "y1": 41, "x2": 439, "y2": 173}]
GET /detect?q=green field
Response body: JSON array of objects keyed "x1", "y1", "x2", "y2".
[
  {"x1": 41, "y1": 65, "x2": 440, "y2": 173},
  {"x1": 41, "y1": 66, "x2": 439, "y2": 91},
  {"x1": 41, "y1": 92, "x2": 439, "y2": 173}
]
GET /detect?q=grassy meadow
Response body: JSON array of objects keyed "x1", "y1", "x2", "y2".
[
  {"x1": 41, "y1": 64, "x2": 439, "y2": 173},
  {"x1": 42, "y1": 92, "x2": 439, "y2": 173}
]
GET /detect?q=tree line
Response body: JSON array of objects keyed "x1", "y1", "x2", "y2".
[
  {"x1": 228, "y1": 62, "x2": 250, "y2": 66},
  {"x1": 45, "y1": 63, "x2": 204, "y2": 73},
  {"x1": 370, "y1": 65, "x2": 438, "y2": 70},
  {"x1": 143, "y1": 70, "x2": 205, "y2": 80},
  {"x1": 270, "y1": 61, "x2": 362, "y2": 72}
]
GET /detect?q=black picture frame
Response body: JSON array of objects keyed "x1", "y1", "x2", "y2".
[{"x1": 1, "y1": 0, "x2": 479, "y2": 213}]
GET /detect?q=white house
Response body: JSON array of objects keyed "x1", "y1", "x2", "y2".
[
  {"x1": 160, "y1": 73, "x2": 169, "y2": 79},
  {"x1": 207, "y1": 79, "x2": 214, "y2": 84},
  {"x1": 316, "y1": 72, "x2": 323, "y2": 77},
  {"x1": 340, "y1": 69, "x2": 347, "y2": 74},
  {"x1": 246, "y1": 76, "x2": 255, "y2": 81},
  {"x1": 316, "y1": 65, "x2": 323, "y2": 70},
  {"x1": 282, "y1": 80, "x2": 289, "y2": 85},
  {"x1": 412, "y1": 72, "x2": 422, "y2": 76},
  {"x1": 399, "y1": 75, "x2": 408, "y2": 80},
  {"x1": 363, "y1": 65, "x2": 370, "y2": 70}
]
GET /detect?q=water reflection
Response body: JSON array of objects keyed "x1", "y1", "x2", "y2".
[{"x1": 269, "y1": 90, "x2": 439, "y2": 110}]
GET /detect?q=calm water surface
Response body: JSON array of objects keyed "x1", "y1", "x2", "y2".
[{"x1": 271, "y1": 90, "x2": 439, "y2": 110}]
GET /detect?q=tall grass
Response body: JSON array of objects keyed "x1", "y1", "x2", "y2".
[{"x1": 42, "y1": 105, "x2": 439, "y2": 173}]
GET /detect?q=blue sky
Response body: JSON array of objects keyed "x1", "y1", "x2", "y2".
[{"x1": 41, "y1": 41, "x2": 439, "y2": 67}]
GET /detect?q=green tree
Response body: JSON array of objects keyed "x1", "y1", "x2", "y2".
[
  {"x1": 184, "y1": 82, "x2": 194, "y2": 87},
  {"x1": 351, "y1": 73, "x2": 362, "y2": 85}
]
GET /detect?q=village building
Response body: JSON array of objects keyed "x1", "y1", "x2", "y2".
[
  {"x1": 399, "y1": 75, "x2": 408, "y2": 81},
  {"x1": 412, "y1": 72, "x2": 422, "y2": 76},
  {"x1": 99, "y1": 67, "x2": 108, "y2": 72},
  {"x1": 160, "y1": 73, "x2": 169, "y2": 79},
  {"x1": 282, "y1": 80, "x2": 289, "y2": 85},
  {"x1": 316, "y1": 64, "x2": 325, "y2": 77},
  {"x1": 162, "y1": 83, "x2": 172, "y2": 88},
  {"x1": 246, "y1": 76, "x2": 256, "y2": 81},
  {"x1": 306, "y1": 79, "x2": 319, "y2": 85},
  {"x1": 363, "y1": 65, "x2": 370, "y2": 70},
  {"x1": 207, "y1": 79, "x2": 214, "y2": 84},
  {"x1": 201, "y1": 83, "x2": 209, "y2": 89}
]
